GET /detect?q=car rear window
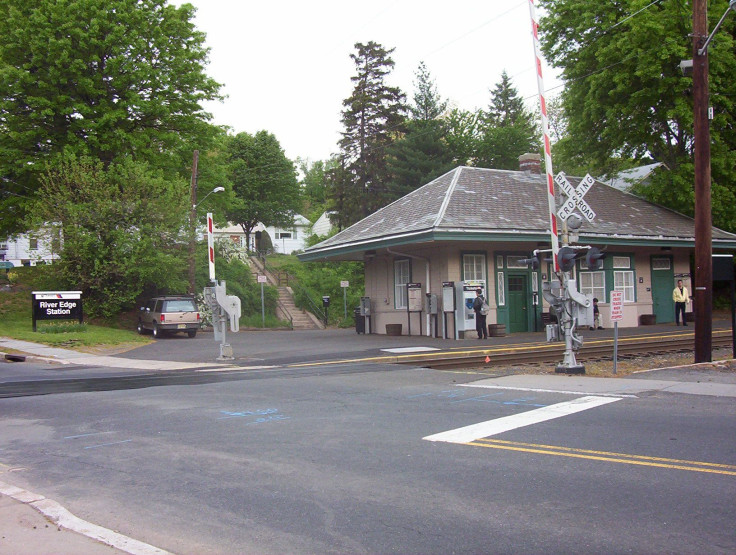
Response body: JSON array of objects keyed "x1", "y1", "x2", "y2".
[{"x1": 163, "y1": 300, "x2": 197, "y2": 312}]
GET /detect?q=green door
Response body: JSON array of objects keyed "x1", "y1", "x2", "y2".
[
  {"x1": 651, "y1": 256, "x2": 674, "y2": 323},
  {"x1": 508, "y1": 274, "x2": 529, "y2": 333}
]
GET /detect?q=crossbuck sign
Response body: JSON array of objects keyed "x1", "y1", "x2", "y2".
[{"x1": 555, "y1": 172, "x2": 596, "y2": 222}]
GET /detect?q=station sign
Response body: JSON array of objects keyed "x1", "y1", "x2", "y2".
[
  {"x1": 407, "y1": 283, "x2": 423, "y2": 312},
  {"x1": 32, "y1": 291, "x2": 83, "y2": 331}
]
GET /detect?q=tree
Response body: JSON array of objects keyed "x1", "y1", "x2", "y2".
[
  {"x1": 334, "y1": 41, "x2": 406, "y2": 226},
  {"x1": 225, "y1": 131, "x2": 301, "y2": 250},
  {"x1": 386, "y1": 62, "x2": 454, "y2": 198},
  {"x1": 298, "y1": 157, "x2": 337, "y2": 222},
  {"x1": 476, "y1": 71, "x2": 539, "y2": 170},
  {"x1": 0, "y1": 0, "x2": 222, "y2": 235},
  {"x1": 29, "y1": 157, "x2": 189, "y2": 318},
  {"x1": 443, "y1": 107, "x2": 482, "y2": 166},
  {"x1": 538, "y1": 0, "x2": 736, "y2": 230},
  {"x1": 410, "y1": 61, "x2": 447, "y2": 121}
]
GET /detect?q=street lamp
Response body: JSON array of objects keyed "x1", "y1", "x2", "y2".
[
  {"x1": 189, "y1": 185, "x2": 225, "y2": 295},
  {"x1": 194, "y1": 187, "x2": 225, "y2": 210}
]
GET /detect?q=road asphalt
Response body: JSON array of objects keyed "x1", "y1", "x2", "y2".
[{"x1": 1, "y1": 325, "x2": 735, "y2": 554}]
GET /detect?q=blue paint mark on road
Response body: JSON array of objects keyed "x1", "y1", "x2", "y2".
[
  {"x1": 84, "y1": 439, "x2": 133, "y2": 450},
  {"x1": 218, "y1": 408, "x2": 290, "y2": 425},
  {"x1": 64, "y1": 432, "x2": 115, "y2": 440}
]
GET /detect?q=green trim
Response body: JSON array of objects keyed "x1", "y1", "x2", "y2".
[{"x1": 298, "y1": 229, "x2": 736, "y2": 262}]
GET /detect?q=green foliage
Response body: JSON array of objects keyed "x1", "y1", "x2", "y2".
[
  {"x1": 539, "y1": 0, "x2": 736, "y2": 231},
  {"x1": 476, "y1": 71, "x2": 539, "y2": 170},
  {"x1": 332, "y1": 41, "x2": 407, "y2": 227},
  {"x1": 225, "y1": 130, "x2": 301, "y2": 247},
  {"x1": 0, "y1": 0, "x2": 222, "y2": 236},
  {"x1": 29, "y1": 156, "x2": 189, "y2": 318},
  {"x1": 386, "y1": 63, "x2": 454, "y2": 198},
  {"x1": 298, "y1": 158, "x2": 336, "y2": 220},
  {"x1": 268, "y1": 254, "x2": 364, "y2": 327},
  {"x1": 194, "y1": 242, "x2": 278, "y2": 318}
]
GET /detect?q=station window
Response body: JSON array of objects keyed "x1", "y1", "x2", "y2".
[
  {"x1": 394, "y1": 259, "x2": 410, "y2": 310},
  {"x1": 614, "y1": 270, "x2": 636, "y2": 302},
  {"x1": 580, "y1": 271, "x2": 605, "y2": 300},
  {"x1": 463, "y1": 254, "x2": 485, "y2": 281}
]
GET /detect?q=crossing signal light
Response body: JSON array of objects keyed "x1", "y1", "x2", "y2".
[
  {"x1": 558, "y1": 247, "x2": 578, "y2": 272},
  {"x1": 585, "y1": 247, "x2": 606, "y2": 270},
  {"x1": 520, "y1": 253, "x2": 541, "y2": 270}
]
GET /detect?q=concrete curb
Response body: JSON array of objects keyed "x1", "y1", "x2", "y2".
[{"x1": 0, "y1": 481, "x2": 171, "y2": 555}]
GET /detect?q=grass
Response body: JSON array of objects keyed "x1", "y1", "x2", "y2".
[{"x1": 0, "y1": 284, "x2": 149, "y2": 349}]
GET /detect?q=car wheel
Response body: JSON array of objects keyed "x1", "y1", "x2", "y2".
[
  {"x1": 136, "y1": 321, "x2": 146, "y2": 335},
  {"x1": 152, "y1": 324, "x2": 161, "y2": 339},
  {"x1": 187, "y1": 329, "x2": 197, "y2": 338}
]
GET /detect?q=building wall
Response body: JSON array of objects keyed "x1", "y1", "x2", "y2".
[
  {"x1": 363, "y1": 241, "x2": 689, "y2": 336},
  {"x1": 0, "y1": 229, "x2": 60, "y2": 266}
]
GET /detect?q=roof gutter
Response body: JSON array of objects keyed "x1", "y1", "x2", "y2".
[{"x1": 387, "y1": 247, "x2": 431, "y2": 337}]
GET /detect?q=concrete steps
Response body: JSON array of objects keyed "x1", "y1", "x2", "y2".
[{"x1": 246, "y1": 256, "x2": 323, "y2": 330}]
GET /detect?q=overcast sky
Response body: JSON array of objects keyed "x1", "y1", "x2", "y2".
[{"x1": 177, "y1": 0, "x2": 562, "y2": 163}]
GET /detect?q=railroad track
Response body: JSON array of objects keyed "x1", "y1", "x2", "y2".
[{"x1": 396, "y1": 329, "x2": 733, "y2": 370}]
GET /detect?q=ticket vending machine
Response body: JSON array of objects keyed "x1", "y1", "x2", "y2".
[{"x1": 455, "y1": 280, "x2": 486, "y2": 338}]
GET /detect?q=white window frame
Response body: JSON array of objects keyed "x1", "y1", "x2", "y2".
[
  {"x1": 580, "y1": 271, "x2": 605, "y2": 300},
  {"x1": 497, "y1": 272, "x2": 505, "y2": 306},
  {"x1": 463, "y1": 254, "x2": 486, "y2": 281},
  {"x1": 394, "y1": 259, "x2": 410, "y2": 310},
  {"x1": 614, "y1": 271, "x2": 635, "y2": 302},
  {"x1": 612, "y1": 256, "x2": 631, "y2": 269}
]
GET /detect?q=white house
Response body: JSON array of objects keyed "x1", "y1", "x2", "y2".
[
  {"x1": 1, "y1": 227, "x2": 61, "y2": 267},
  {"x1": 212, "y1": 214, "x2": 313, "y2": 255}
]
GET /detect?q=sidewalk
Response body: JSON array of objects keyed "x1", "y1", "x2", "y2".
[{"x1": 0, "y1": 481, "x2": 169, "y2": 555}]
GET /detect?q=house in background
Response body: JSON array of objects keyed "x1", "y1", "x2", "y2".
[
  {"x1": 1, "y1": 227, "x2": 61, "y2": 267},
  {"x1": 212, "y1": 214, "x2": 313, "y2": 255},
  {"x1": 602, "y1": 162, "x2": 664, "y2": 192},
  {"x1": 311, "y1": 211, "x2": 336, "y2": 238},
  {"x1": 300, "y1": 155, "x2": 736, "y2": 337}
]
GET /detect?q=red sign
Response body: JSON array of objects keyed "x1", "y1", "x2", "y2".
[{"x1": 610, "y1": 290, "x2": 624, "y2": 322}]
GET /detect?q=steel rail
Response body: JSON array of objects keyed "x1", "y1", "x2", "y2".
[{"x1": 396, "y1": 330, "x2": 733, "y2": 370}]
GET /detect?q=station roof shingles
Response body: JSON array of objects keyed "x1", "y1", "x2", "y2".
[{"x1": 300, "y1": 166, "x2": 736, "y2": 261}]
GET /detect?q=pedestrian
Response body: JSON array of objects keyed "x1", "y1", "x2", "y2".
[
  {"x1": 589, "y1": 297, "x2": 603, "y2": 330},
  {"x1": 472, "y1": 288, "x2": 488, "y2": 339},
  {"x1": 672, "y1": 279, "x2": 690, "y2": 326}
]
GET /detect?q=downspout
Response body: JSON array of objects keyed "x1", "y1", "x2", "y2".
[{"x1": 387, "y1": 247, "x2": 431, "y2": 337}]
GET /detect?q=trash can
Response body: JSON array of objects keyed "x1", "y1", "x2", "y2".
[{"x1": 354, "y1": 307, "x2": 365, "y2": 334}]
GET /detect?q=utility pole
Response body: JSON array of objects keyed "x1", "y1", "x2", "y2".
[
  {"x1": 692, "y1": 0, "x2": 712, "y2": 362},
  {"x1": 188, "y1": 150, "x2": 199, "y2": 295}
]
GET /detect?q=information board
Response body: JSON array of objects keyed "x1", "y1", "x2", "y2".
[{"x1": 407, "y1": 283, "x2": 423, "y2": 312}]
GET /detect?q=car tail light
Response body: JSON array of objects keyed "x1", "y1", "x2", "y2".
[
  {"x1": 196, "y1": 313, "x2": 201, "y2": 321},
  {"x1": 160, "y1": 314, "x2": 165, "y2": 323}
]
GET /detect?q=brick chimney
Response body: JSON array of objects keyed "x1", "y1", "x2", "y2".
[{"x1": 518, "y1": 153, "x2": 542, "y2": 174}]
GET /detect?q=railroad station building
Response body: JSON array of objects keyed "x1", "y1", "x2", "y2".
[{"x1": 299, "y1": 156, "x2": 736, "y2": 337}]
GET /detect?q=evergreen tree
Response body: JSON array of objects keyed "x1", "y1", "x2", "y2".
[
  {"x1": 476, "y1": 71, "x2": 539, "y2": 170},
  {"x1": 411, "y1": 61, "x2": 448, "y2": 121},
  {"x1": 334, "y1": 41, "x2": 406, "y2": 226},
  {"x1": 386, "y1": 62, "x2": 454, "y2": 198}
]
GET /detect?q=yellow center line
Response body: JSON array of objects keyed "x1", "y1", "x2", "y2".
[{"x1": 467, "y1": 439, "x2": 736, "y2": 476}]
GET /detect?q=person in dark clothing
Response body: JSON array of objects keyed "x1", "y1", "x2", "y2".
[{"x1": 472, "y1": 288, "x2": 488, "y2": 339}]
